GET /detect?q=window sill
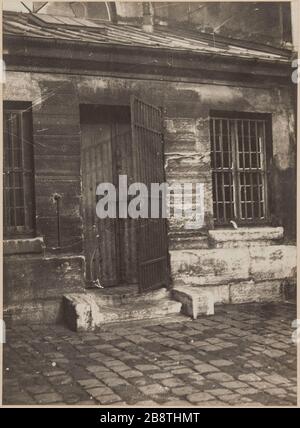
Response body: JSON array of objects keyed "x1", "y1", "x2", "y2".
[
  {"x1": 208, "y1": 226, "x2": 284, "y2": 245},
  {"x1": 4, "y1": 237, "x2": 45, "y2": 256}
]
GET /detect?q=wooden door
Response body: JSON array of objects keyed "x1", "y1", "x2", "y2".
[{"x1": 81, "y1": 121, "x2": 119, "y2": 287}]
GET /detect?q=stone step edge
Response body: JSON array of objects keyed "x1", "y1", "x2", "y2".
[
  {"x1": 87, "y1": 287, "x2": 170, "y2": 306},
  {"x1": 63, "y1": 294, "x2": 182, "y2": 331}
]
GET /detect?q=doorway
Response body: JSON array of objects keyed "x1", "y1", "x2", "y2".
[
  {"x1": 80, "y1": 104, "x2": 137, "y2": 287},
  {"x1": 80, "y1": 98, "x2": 169, "y2": 292}
]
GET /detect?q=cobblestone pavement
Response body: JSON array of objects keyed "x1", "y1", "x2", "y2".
[{"x1": 3, "y1": 302, "x2": 297, "y2": 406}]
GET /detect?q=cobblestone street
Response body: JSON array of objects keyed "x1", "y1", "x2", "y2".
[{"x1": 3, "y1": 302, "x2": 297, "y2": 407}]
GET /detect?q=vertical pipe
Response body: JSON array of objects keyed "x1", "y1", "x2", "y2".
[{"x1": 54, "y1": 193, "x2": 62, "y2": 248}]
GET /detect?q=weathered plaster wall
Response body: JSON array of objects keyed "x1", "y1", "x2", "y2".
[
  {"x1": 4, "y1": 73, "x2": 83, "y2": 253},
  {"x1": 4, "y1": 71, "x2": 296, "y2": 240},
  {"x1": 3, "y1": 71, "x2": 296, "y2": 322}
]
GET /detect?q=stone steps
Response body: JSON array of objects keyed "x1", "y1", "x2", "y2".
[
  {"x1": 63, "y1": 288, "x2": 182, "y2": 331},
  {"x1": 87, "y1": 285, "x2": 169, "y2": 306}
]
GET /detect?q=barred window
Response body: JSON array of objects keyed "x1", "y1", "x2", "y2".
[
  {"x1": 3, "y1": 103, "x2": 35, "y2": 237},
  {"x1": 210, "y1": 113, "x2": 270, "y2": 225}
]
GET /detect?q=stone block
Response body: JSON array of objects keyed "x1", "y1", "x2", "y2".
[
  {"x1": 165, "y1": 118, "x2": 196, "y2": 134},
  {"x1": 4, "y1": 298, "x2": 63, "y2": 325},
  {"x1": 170, "y1": 248, "x2": 250, "y2": 285},
  {"x1": 172, "y1": 285, "x2": 214, "y2": 319},
  {"x1": 249, "y1": 245, "x2": 296, "y2": 281},
  {"x1": 229, "y1": 280, "x2": 282, "y2": 304},
  {"x1": 4, "y1": 255, "x2": 85, "y2": 304},
  {"x1": 208, "y1": 284, "x2": 230, "y2": 304},
  {"x1": 63, "y1": 293, "x2": 93, "y2": 332},
  {"x1": 4, "y1": 254, "x2": 85, "y2": 324}
]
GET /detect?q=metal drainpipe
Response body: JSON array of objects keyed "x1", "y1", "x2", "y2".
[{"x1": 53, "y1": 193, "x2": 62, "y2": 249}]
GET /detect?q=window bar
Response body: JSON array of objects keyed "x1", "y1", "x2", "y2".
[
  {"x1": 248, "y1": 120, "x2": 254, "y2": 219},
  {"x1": 10, "y1": 113, "x2": 17, "y2": 228},
  {"x1": 212, "y1": 119, "x2": 219, "y2": 221},
  {"x1": 20, "y1": 112, "x2": 28, "y2": 229},
  {"x1": 243, "y1": 120, "x2": 248, "y2": 219},
  {"x1": 221, "y1": 170, "x2": 225, "y2": 222},
  {"x1": 255, "y1": 121, "x2": 262, "y2": 219},
  {"x1": 230, "y1": 173, "x2": 234, "y2": 219},
  {"x1": 4, "y1": 114, "x2": 10, "y2": 230},
  {"x1": 240, "y1": 120, "x2": 245, "y2": 219},
  {"x1": 235, "y1": 119, "x2": 240, "y2": 219},
  {"x1": 248, "y1": 120, "x2": 252, "y2": 169},
  {"x1": 220, "y1": 120, "x2": 226, "y2": 221},
  {"x1": 257, "y1": 122, "x2": 263, "y2": 218},
  {"x1": 226, "y1": 121, "x2": 233, "y2": 219},
  {"x1": 232, "y1": 119, "x2": 239, "y2": 220},
  {"x1": 262, "y1": 121, "x2": 268, "y2": 219},
  {"x1": 250, "y1": 171, "x2": 254, "y2": 220}
]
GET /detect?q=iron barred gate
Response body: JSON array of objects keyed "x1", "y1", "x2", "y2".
[{"x1": 131, "y1": 96, "x2": 170, "y2": 292}]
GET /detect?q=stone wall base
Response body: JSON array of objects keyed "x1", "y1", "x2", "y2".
[
  {"x1": 172, "y1": 279, "x2": 295, "y2": 319},
  {"x1": 4, "y1": 254, "x2": 85, "y2": 325},
  {"x1": 170, "y1": 242, "x2": 296, "y2": 317}
]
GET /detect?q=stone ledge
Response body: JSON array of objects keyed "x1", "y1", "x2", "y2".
[
  {"x1": 208, "y1": 227, "x2": 284, "y2": 248},
  {"x1": 4, "y1": 237, "x2": 46, "y2": 255}
]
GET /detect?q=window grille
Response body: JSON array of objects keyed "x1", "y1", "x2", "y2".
[
  {"x1": 210, "y1": 114, "x2": 269, "y2": 224},
  {"x1": 3, "y1": 105, "x2": 35, "y2": 237}
]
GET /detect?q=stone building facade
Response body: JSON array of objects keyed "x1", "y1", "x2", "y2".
[{"x1": 3, "y1": 7, "x2": 297, "y2": 328}]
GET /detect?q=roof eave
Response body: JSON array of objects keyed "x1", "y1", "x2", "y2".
[{"x1": 3, "y1": 33, "x2": 292, "y2": 66}]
